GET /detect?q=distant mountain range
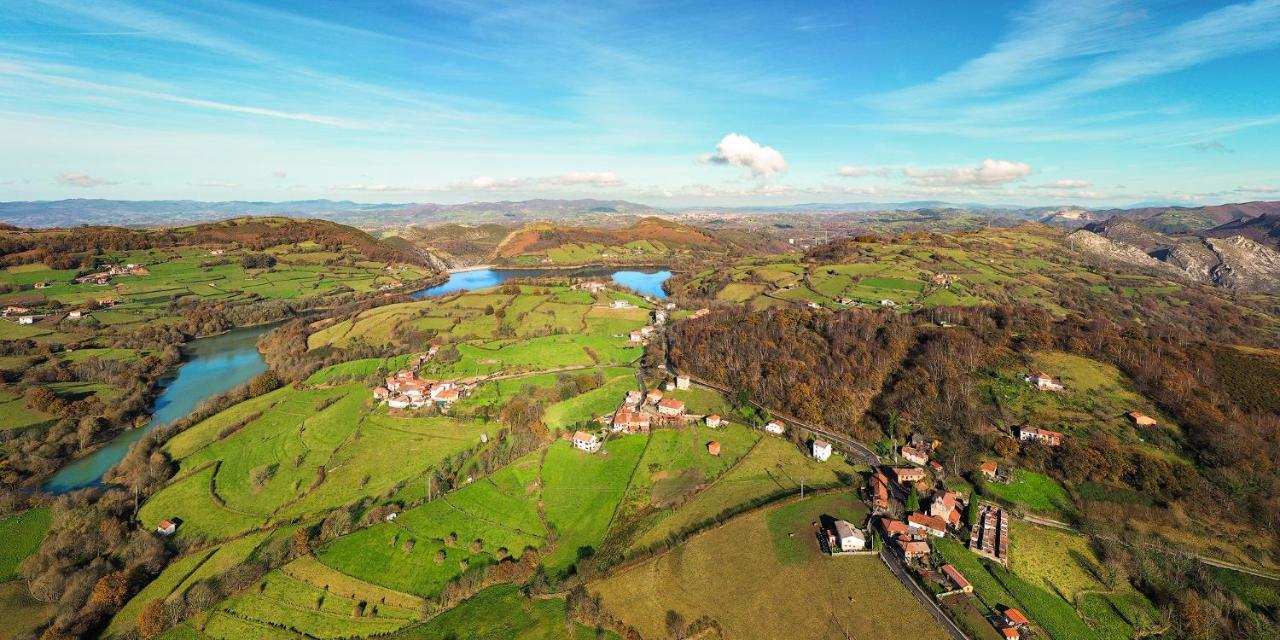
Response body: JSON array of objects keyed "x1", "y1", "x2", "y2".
[{"x1": 5, "y1": 198, "x2": 1280, "y2": 236}]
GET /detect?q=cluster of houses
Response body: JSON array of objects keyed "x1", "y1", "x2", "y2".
[
  {"x1": 606, "y1": 383, "x2": 691, "y2": 434},
  {"x1": 371, "y1": 347, "x2": 470, "y2": 411},
  {"x1": 628, "y1": 324, "x2": 656, "y2": 344},
  {"x1": 1017, "y1": 425, "x2": 1064, "y2": 447},
  {"x1": 74, "y1": 262, "x2": 148, "y2": 286}
]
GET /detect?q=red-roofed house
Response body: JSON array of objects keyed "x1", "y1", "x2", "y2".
[
  {"x1": 931, "y1": 491, "x2": 963, "y2": 526},
  {"x1": 869, "y1": 471, "x2": 890, "y2": 510},
  {"x1": 878, "y1": 517, "x2": 910, "y2": 538},
  {"x1": 373, "y1": 387, "x2": 390, "y2": 401},
  {"x1": 612, "y1": 409, "x2": 651, "y2": 433},
  {"x1": 645, "y1": 389, "x2": 663, "y2": 405},
  {"x1": 1000, "y1": 627, "x2": 1020, "y2": 640},
  {"x1": 891, "y1": 466, "x2": 927, "y2": 485},
  {"x1": 705, "y1": 414, "x2": 722, "y2": 428},
  {"x1": 707, "y1": 441, "x2": 721, "y2": 456},
  {"x1": 941, "y1": 564, "x2": 973, "y2": 593},
  {"x1": 907, "y1": 513, "x2": 947, "y2": 538},
  {"x1": 979, "y1": 461, "x2": 998, "y2": 479},
  {"x1": 1004, "y1": 609, "x2": 1029, "y2": 627},
  {"x1": 764, "y1": 420, "x2": 785, "y2": 435},
  {"x1": 901, "y1": 445, "x2": 929, "y2": 466},
  {"x1": 898, "y1": 539, "x2": 931, "y2": 559},
  {"x1": 657, "y1": 398, "x2": 686, "y2": 417},
  {"x1": 156, "y1": 519, "x2": 177, "y2": 536}
]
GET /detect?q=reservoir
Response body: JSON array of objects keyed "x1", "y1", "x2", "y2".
[
  {"x1": 43, "y1": 324, "x2": 271, "y2": 493},
  {"x1": 412, "y1": 267, "x2": 671, "y2": 299}
]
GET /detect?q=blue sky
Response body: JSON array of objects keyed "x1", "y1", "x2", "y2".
[{"x1": 2, "y1": 0, "x2": 1280, "y2": 207}]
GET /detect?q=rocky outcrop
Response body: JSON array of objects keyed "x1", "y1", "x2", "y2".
[
  {"x1": 1067, "y1": 230, "x2": 1181, "y2": 275},
  {"x1": 1069, "y1": 228, "x2": 1280, "y2": 294},
  {"x1": 1205, "y1": 236, "x2": 1280, "y2": 294}
]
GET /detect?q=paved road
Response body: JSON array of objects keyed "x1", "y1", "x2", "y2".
[{"x1": 880, "y1": 548, "x2": 969, "y2": 640}]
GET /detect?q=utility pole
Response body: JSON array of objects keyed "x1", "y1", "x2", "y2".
[
  {"x1": 427, "y1": 475, "x2": 433, "y2": 503},
  {"x1": 801, "y1": 477, "x2": 805, "y2": 500}
]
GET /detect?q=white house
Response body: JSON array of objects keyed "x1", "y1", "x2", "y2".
[
  {"x1": 387, "y1": 397, "x2": 411, "y2": 409},
  {"x1": 901, "y1": 445, "x2": 929, "y2": 467},
  {"x1": 832, "y1": 519, "x2": 865, "y2": 552},
  {"x1": 1027, "y1": 372, "x2": 1064, "y2": 391},
  {"x1": 156, "y1": 519, "x2": 177, "y2": 536},
  {"x1": 18, "y1": 316, "x2": 35, "y2": 325},
  {"x1": 705, "y1": 414, "x2": 722, "y2": 428},
  {"x1": 765, "y1": 420, "x2": 785, "y2": 435},
  {"x1": 879, "y1": 299, "x2": 897, "y2": 307},
  {"x1": 68, "y1": 310, "x2": 85, "y2": 319},
  {"x1": 812, "y1": 439, "x2": 833, "y2": 462},
  {"x1": 610, "y1": 299, "x2": 633, "y2": 309},
  {"x1": 675, "y1": 375, "x2": 690, "y2": 390},
  {"x1": 572, "y1": 431, "x2": 601, "y2": 453}
]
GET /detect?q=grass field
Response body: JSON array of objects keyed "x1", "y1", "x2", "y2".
[
  {"x1": 934, "y1": 533, "x2": 1157, "y2": 640},
  {"x1": 0, "y1": 508, "x2": 51, "y2": 580},
  {"x1": 318, "y1": 453, "x2": 547, "y2": 597},
  {"x1": 143, "y1": 383, "x2": 489, "y2": 542},
  {"x1": 763, "y1": 492, "x2": 866, "y2": 564},
  {"x1": 631, "y1": 435, "x2": 849, "y2": 550},
  {"x1": 389, "y1": 584, "x2": 618, "y2": 639},
  {"x1": 980, "y1": 469, "x2": 1073, "y2": 517},
  {"x1": 0, "y1": 580, "x2": 52, "y2": 640},
  {"x1": 541, "y1": 436, "x2": 648, "y2": 571},
  {"x1": 592, "y1": 496, "x2": 949, "y2": 640}
]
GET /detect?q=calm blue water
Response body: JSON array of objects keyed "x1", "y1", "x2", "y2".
[
  {"x1": 412, "y1": 268, "x2": 670, "y2": 299},
  {"x1": 44, "y1": 324, "x2": 271, "y2": 494}
]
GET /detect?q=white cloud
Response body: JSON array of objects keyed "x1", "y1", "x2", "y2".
[
  {"x1": 1045, "y1": 179, "x2": 1090, "y2": 188},
  {"x1": 1238, "y1": 185, "x2": 1280, "y2": 193},
  {"x1": 902, "y1": 159, "x2": 1032, "y2": 187},
  {"x1": 699, "y1": 133, "x2": 788, "y2": 178},
  {"x1": 549, "y1": 171, "x2": 624, "y2": 187},
  {"x1": 56, "y1": 172, "x2": 115, "y2": 188},
  {"x1": 331, "y1": 183, "x2": 415, "y2": 192},
  {"x1": 836, "y1": 166, "x2": 869, "y2": 177},
  {"x1": 454, "y1": 176, "x2": 531, "y2": 191}
]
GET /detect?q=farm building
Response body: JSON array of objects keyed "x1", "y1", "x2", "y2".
[
  {"x1": 675, "y1": 375, "x2": 690, "y2": 390},
  {"x1": 764, "y1": 420, "x2": 785, "y2": 435},
  {"x1": 941, "y1": 564, "x2": 973, "y2": 593},
  {"x1": 1027, "y1": 371, "x2": 1064, "y2": 391},
  {"x1": 890, "y1": 466, "x2": 927, "y2": 485},
  {"x1": 907, "y1": 514, "x2": 947, "y2": 538},
  {"x1": 156, "y1": 519, "x2": 177, "y2": 536},
  {"x1": 373, "y1": 387, "x2": 390, "y2": 400},
  {"x1": 704, "y1": 414, "x2": 722, "y2": 428},
  {"x1": 572, "y1": 431, "x2": 601, "y2": 453},
  {"x1": 67, "y1": 310, "x2": 86, "y2": 318},
  {"x1": 657, "y1": 398, "x2": 686, "y2": 417},
  {"x1": 901, "y1": 445, "x2": 929, "y2": 466},
  {"x1": 1128, "y1": 411, "x2": 1158, "y2": 426},
  {"x1": 18, "y1": 316, "x2": 35, "y2": 324},
  {"x1": 610, "y1": 300, "x2": 634, "y2": 309},
  {"x1": 830, "y1": 520, "x2": 865, "y2": 552},
  {"x1": 706, "y1": 441, "x2": 721, "y2": 456},
  {"x1": 812, "y1": 440, "x2": 833, "y2": 462},
  {"x1": 645, "y1": 389, "x2": 663, "y2": 405},
  {"x1": 629, "y1": 331, "x2": 644, "y2": 343},
  {"x1": 1018, "y1": 426, "x2": 1064, "y2": 447}
]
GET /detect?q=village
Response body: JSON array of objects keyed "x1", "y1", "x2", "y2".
[{"x1": 333, "y1": 303, "x2": 1144, "y2": 640}]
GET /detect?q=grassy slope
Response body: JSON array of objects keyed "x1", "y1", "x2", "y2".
[{"x1": 592, "y1": 495, "x2": 947, "y2": 640}]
